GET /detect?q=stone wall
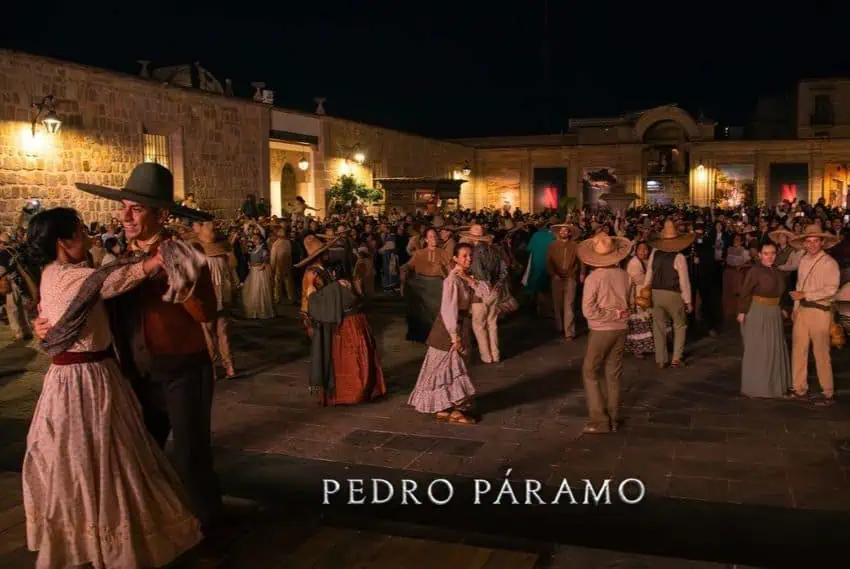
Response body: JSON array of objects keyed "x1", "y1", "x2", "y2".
[
  {"x1": 0, "y1": 50, "x2": 269, "y2": 227},
  {"x1": 319, "y1": 117, "x2": 474, "y2": 211}
]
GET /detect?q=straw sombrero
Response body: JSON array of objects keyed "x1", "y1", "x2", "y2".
[
  {"x1": 551, "y1": 222, "x2": 577, "y2": 236},
  {"x1": 789, "y1": 225, "x2": 840, "y2": 249},
  {"x1": 650, "y1": 220, "x2": 696, "y2": 253},
  {"x1": 458, "y1": 223, "x2": 493, "y2": 244},
  {"x1": 196, "y1": 221, "x2": 231, "y2": 257},
  {"x1": 294, "y1": 234, "x2": 342, "y2": 268},
  {"x1": 768, "y1": 228, "x2": 797, "y2": 247},
  {"x1": 577, "y1": 233, "x2": 633, "y2": 268}
]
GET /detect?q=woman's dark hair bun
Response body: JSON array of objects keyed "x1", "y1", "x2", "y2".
[{"x1": 27, "y1": 207, "x2": 82, "y2": 265}]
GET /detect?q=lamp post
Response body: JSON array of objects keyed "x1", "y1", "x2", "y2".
[{"x1": 32, "y1": 95, "x2": 62, "y2": 136}]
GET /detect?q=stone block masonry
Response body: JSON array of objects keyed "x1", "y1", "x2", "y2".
[
  {"x1": 0, "y1": 50, "x2": 269, "y2": 227},
  {"x1": 319, "y1": 117, "x2": 475, "y2": 211}
]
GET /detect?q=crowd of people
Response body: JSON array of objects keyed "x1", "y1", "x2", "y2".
[{"x1": 2, "y1": 159, "x2": 849, "y2": 568}]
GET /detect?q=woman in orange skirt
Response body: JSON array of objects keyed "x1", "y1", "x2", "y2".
[{"x1": 296, "y1": 235, "x2": 386, "y2": 405}]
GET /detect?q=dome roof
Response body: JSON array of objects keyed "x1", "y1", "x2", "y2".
[{"x1": 151, "y1": 63, "x2": 224, "y2": 94}]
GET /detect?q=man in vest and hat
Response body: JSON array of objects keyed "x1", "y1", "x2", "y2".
[
  {"x1": 644, "y1": 219, "x2": 695, "y2": 368},
  {"x1": 35, "y1": 163, "x2": 224, "y2": 542},
  {"x1": 577, "y1": 232, "x2": 633, "y2": 433},
  {"x1": 788, "y1": 225, "x2": 840, "y2": 406}
]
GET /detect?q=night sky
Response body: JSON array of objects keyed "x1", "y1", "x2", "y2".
[{"x1": 5, "y1": 0, "x2": 850, "y2": 138}]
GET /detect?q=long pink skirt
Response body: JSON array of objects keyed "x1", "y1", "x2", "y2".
[{"x1": 23, "y1": 359, "x2": 202, "y2": 569}]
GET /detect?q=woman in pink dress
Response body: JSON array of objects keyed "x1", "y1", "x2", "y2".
[{"x1": 24, "y1": 208, "x2": 202, "y2": 569}]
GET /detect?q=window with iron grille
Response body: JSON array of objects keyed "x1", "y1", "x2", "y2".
[{"x1": 143, "y1": 133, "x2": 170, "y2": 169}]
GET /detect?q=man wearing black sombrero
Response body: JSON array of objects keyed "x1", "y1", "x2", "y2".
[{"x1": 35, "y1": 163, "x2": 224, "y2": 539}]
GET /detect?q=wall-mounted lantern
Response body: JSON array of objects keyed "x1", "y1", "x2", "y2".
[
  {"x1": 32, "y1": 95, "x2": 62, "y2": 136},
  {"x1": 353, "y1": 151, "x2": 366, "y2": 164},
  {"x1": 298, "y1": 156, "x2": 309, "y2": 171},
  {"x1": 461, "y1": 161, "x2": 472, "y2": 177}
]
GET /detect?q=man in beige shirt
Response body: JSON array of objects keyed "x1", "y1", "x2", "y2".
[
  {"x1": 546, "y1": 223, "x2": 583, "y2": 341},
  {"x1": 578, "y1": 233, "x2": 633, "y2": 434},
  {"x1": 789, "y1": 226, "x2": 840, "y2": 406}
]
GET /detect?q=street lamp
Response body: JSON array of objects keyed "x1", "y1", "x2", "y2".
[
  {"x1": 32, "y1": 95, "x2": 62, "y2": 136},
  {"x1": 298, "y1": 156, "x2": 309, "y2": 171}
]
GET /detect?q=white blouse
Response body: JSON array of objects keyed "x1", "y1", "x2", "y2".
[
  {"x1": 440, "y1": 268, "x2": 490, "y2": 341},
  {"x1": 40, "y1": 261, "x2": 147, "y2": 353}
]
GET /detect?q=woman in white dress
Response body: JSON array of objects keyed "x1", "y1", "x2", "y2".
[
  {"x1": 24, "y1": 208, "x2": 202, "y2": 569},
  {"x1": 241, "y1": 233, "x2": 275, "y2": 319}
]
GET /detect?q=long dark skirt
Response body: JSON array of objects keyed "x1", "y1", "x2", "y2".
[
  {"x1": 741, "y1": 302, "x2": 791, "y2": 398},
  {"x1": 404, "y1": 274, "x2": 444, "y2": 343}
]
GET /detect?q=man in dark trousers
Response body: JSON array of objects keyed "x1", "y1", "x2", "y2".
[{"x1": 690, "y1": 221, "x2": 722, "y2": 336}]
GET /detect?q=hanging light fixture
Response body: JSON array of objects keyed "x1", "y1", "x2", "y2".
[
  {"x1": 32, "y1": 95, "x2": 62, "y2": 136},
  {"x1": 298, "y1": 156, "x2": 309, "y2": 171},
  {"x1": 461, "y1": 161, "x2": 472, "y2": 177}
]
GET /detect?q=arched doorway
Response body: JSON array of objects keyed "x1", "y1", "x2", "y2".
[
  {"x1": 281, "y1": 163, "x2": 297, "y2": 209},
  {"x1": 642, "y1": 120, "x2": 690, "y2": 204}
]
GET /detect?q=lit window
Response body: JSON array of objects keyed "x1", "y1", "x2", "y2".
[{"x1": 143, "y1": 133, "x2": 170, "y2": 169}]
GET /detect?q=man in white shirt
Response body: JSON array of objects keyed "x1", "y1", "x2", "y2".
[{"x1": 644, "y1": 220, "x2": 694, "y2": 368}]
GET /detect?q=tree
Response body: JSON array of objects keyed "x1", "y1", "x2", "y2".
[
  {"x1": 326, "y1": 175, "x2": 383, "y2": 212},
  {"x1": 558, "y1": 195, "x2": 577, "y2": 213}
]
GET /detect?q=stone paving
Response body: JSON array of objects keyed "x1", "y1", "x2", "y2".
[{"x1": 1, "y1": 295, "x2": 849, "y2": 567}]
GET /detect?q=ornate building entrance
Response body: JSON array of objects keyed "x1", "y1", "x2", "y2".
[{"x1": 641, "y1": 119, "x2": 690, "y2": 204}]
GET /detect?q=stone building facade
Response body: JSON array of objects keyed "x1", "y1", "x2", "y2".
[
  {"x1": 0, "y1": 50, "x2": 269, "y2": 227},
  {"x1": 317, "y1": 116, "x2": 475, "y2": 211},
  {"x1": 5, "y1": 50, "x2": 850, "y2": 225},
  {"x1": 462, "y1": 90, "x2": 850, "y2": 211}
]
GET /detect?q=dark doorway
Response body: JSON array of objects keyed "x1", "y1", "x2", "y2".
[
  {"x1": 533, "y1": 167, "x2": 567, "y2": 212},
  {"x1": 769, "y1": 163, "x2": 808, "y2": 204}
]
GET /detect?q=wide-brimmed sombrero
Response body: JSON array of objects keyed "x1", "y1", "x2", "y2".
[
  {"x1": 458, "y1": 223, "x2": 493, "y2": 244},
  {"x1": 650, "y1": 220, "x2": 696, "y2": 253},
  {"x1": 577, "y1": 233, "x2": 633, "y2": 268},
  {"x1": 75, "y1": 163, "x2": 212, "y2": 221},
  {"x1": 550, "y1": 222, "x2": 577, "y2": 236},
  {"x1": 789, "y1": 225, "x2": 840, "y2": 249},
  {"x1": 294, "y1": 234, "x2": 343, "y2": 268},
  {"x1": 768, "y1": 228, "x2": 798, "y2": 247}
]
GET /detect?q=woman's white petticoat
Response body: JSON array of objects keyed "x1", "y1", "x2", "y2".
[{"x1": 23, "y1": 359, "x2": 202, "y2": 569}]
